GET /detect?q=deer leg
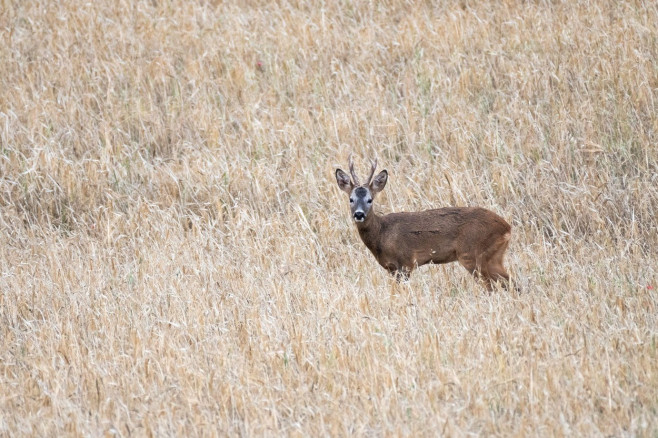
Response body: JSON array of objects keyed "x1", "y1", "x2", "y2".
[
  {"x1": 481, "y1": 266, "x2": 508, "y2": 290},
  {"x1": 395, "y1": 269, "x2": 410, "y2": 283},
  {"x1": 385, "y1": 263, "x2": 411, "y2": 283},
  {"x1": 484, "y1": 262, "x2": 519, "y2": 292},
  {"x1": 481, "y1": 234, "x2": 514, "y2": 291},
  {"x1": 458, "y1": 255, "x2": 492, "y2": 290}
]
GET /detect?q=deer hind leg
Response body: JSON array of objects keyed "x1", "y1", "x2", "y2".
[
  {"x1": 458, "y1": 232, "x2": 512, "y2": 291},
  {"x1": 480, "y1": 232, "x2": 513, "y2": 290},
  {"x1": 457, "y1": 255, "x2": 493, "y2": 290}
]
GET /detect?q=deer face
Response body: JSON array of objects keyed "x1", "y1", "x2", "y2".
[
  {"x1": 336, "y1": 157, "x2": 388, "y2": 223},
  {"x1": 349, "y1": 186, "x2": 373, "y2": 222}
]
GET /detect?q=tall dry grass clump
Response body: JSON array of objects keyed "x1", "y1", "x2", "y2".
[{"x1": 1, "y1": 0, "x2": 657, "y2": 436}]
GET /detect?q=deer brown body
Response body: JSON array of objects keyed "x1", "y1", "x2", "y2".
[{"x1": 336, "y1": 156, "x2": 513, "y2": 290}]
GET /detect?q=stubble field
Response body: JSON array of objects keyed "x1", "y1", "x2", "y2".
[{"x1": 1, "y1": 0, "x2": 657, "y2": 436}]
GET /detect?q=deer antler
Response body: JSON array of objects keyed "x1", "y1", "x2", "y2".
[
  {"x1": 365, "y1": 157, "x2": 378, "y2": 185},
  {"x1": 348, "y1": 153, "x2": 361, "y2": 186}
]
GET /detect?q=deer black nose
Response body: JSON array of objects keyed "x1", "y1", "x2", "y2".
[{"x1": 354, "y1": 211, "x2": 365, "y2": 222}]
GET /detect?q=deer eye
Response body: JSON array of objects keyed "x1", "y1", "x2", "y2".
[
  {"x1": 349, "y1": 198, "x2": 354, "y2": 204},
  {"x1": 367, "y1": 199, "x2": 373, "y2": 204}
]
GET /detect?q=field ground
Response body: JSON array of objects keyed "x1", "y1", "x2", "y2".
[{"x1": 1, "y1": 0, "x2": 657, "y2": 436}]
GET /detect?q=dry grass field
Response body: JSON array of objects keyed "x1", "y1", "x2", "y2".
[{"x1": 1, "y1": 0, "x2": 657, "y2": 436}]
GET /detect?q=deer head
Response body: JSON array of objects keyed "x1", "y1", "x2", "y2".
[{"x1": 335, "y1": 155, "x2": 388, "y2": 223}]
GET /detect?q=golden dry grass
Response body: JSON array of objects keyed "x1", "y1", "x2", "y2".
[{"x1": 1, "y1": 0, "x2": 657, "y2": 436}]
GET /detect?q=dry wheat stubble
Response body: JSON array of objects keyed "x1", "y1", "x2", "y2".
[{"x1": 0, "y1": 0, "x2": 657, "y2": 436}]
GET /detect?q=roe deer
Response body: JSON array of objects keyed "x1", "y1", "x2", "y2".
[{"x1": 335, "y1": 156, "x2": 514, "y2": 290}]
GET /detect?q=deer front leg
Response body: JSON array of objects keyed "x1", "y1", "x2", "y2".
[
  {"x1": 395, "y1": 269, "x2": 410, "y2": 283},
  {"x1": 384, "y1": 263, "x2": 410, "y2": 283}
]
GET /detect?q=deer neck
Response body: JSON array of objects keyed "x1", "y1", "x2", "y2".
[{"x1": 355, "y1": 212, "x2": 383, "y2": 251}]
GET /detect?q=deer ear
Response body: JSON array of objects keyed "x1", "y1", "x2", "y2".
[
  {"x1": 335, "y1": 169, "x2": 353, "y2": 194},
  {"x1": 370, "y1": 170, "x2": 388, "y2": 193}
]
